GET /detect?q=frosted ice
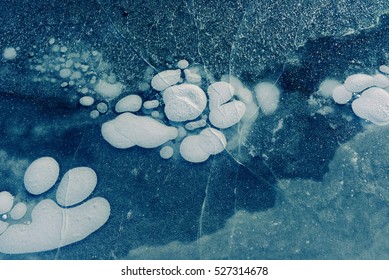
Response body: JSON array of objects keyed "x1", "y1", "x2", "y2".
[
  {"x1": 379, "y1": 65, "x2": 389, "y2": 75},
  {"x1": 59, "y1": 68, "x2": 72, "y2": 79},
  {"x1": 0, "y1": 221, "x2": 8, "y2": 235},
  {"x1": 254, "y1": 82, "x2": 280, "y2": 115},
  {"x1": 373, "y1": 73, "x2": 389, "y2": 88},
  {"x1": 184, "y1": 69, "x2": 202, "y2": 84},
  {"x1": 318, "y1": 79, "x2": 341, "y2": 98}
]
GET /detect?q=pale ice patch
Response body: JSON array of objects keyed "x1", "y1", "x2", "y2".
[
  {"x1": 254, "y1": 82, "x2": 280, "y2": 115},
  {"x1": 143, "y1": 100, "x2": 159, "y2": 110},
  {"x1": 179, "y1": 135, "x2": 210, "y2": 163},
  {"x1": 318, "y1": 79, "x2": 341, "y2": 98},
  {"x1": 0, "y1": 221, "x2": 8, "y2": 235},
  {"x1": 184, "y1": 69, "x2": 202, "y2": 84}
]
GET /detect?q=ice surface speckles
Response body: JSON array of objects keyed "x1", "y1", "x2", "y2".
[
  {"x1": 56, "y1": 167, "x2": 97, "y2": 207},
  {"x1": 24, "y1": 157, "x2": 60, "y2": 195},
  {"x1": 151, "y1": 69, "x2": 181, "y2": 91},
  {"x1": 3, "y1": 47, "x2": 17, "y2": 60},
  {"x1": 351, "y1": 87, "x2": 389, "y2": 126},
  {"x1": 101, "y1": 113, "x2": 178, "y2": 149},
  {"x1": 0, "y1": 192, "x2": 14, "y2": 214},
  {"x1": 162, "y1": 84, "x2": 207, "y2": 122},
  {"x1": 0, "y1": 157, "x2": 110, "y2": 254},
  {"x1": 254, "y1": 82, "x2": 281, "y2": 115},
  {"x1": 30, "y1": 39, "x2": 125, "y2": 111}
]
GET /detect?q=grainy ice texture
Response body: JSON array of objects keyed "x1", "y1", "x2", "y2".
[{"x1": 0, "y1": 0, "x2": 388, "y2": 260}]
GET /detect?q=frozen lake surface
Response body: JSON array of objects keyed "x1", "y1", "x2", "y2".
[{"x1": 0, "y1": 0, "x2": 388, "y2": 259}]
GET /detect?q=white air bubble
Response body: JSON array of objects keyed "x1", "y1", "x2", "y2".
[
  {"x1": 3, "y1": 47, "x2": 17, "y2": 60},
  {"x1": 10, "y1": 203, "x2": 27, "y2": 220},
  {"x1": 0, "y1": 192, "x2": 14, "y2": 215},
  {"x1": 115, "y1": 95, "x2": 142, "y2": 113},
  {"x1": 24, "y1": 157, "x2": 60, "y2": 195},
  {"x1": 159, "y1": 146, "x2": 174, "y2": 159}
]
